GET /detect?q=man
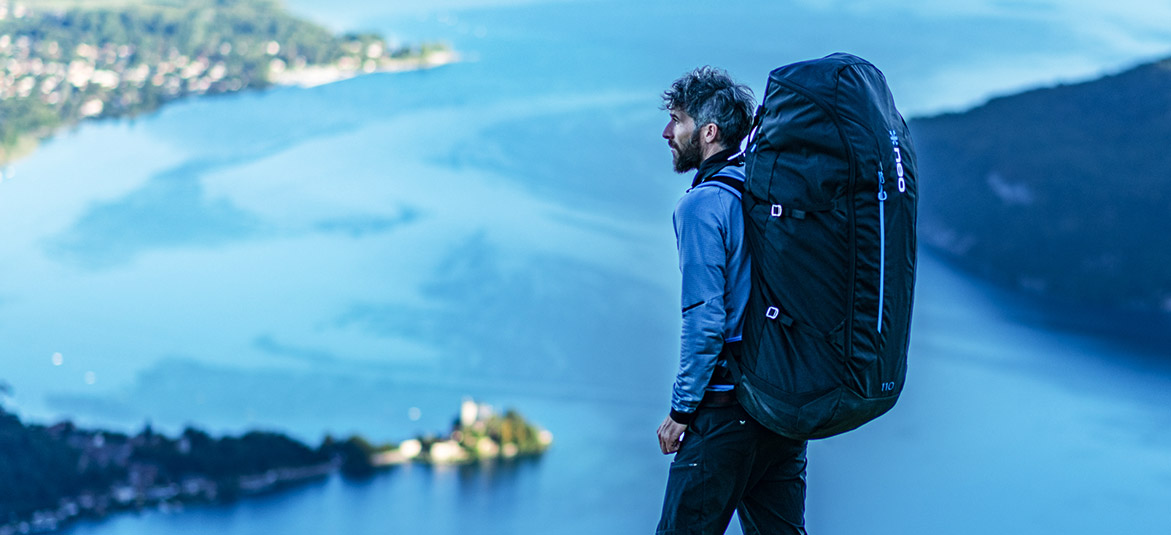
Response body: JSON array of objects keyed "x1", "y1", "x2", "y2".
[{"x1": 656, "y1": 66, "x2": 809, "y2": 535}]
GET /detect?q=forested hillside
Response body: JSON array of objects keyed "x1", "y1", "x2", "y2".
[{"x1": 910, "y1": 57, "x2": 1171, "y2": 313}]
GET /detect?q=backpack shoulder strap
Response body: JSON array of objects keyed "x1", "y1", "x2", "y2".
[
  {"x1": 691, "y1": 152, "x2": 746, "y2": 197},
  {"x1": 702, "y1": 174, "x2": 745, "y2": 195},
  {"x1": 691, "y1": 149, "x2": 744, "y2": 187}
]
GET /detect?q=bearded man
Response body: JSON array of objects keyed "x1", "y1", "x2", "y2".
[{"x1": 656, "y1": 66, "x2": 809, "y2": 535}]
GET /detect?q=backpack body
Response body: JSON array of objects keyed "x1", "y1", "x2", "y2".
[{"x1": 735, "y1": 53, "x2": 917, "y2": 440}]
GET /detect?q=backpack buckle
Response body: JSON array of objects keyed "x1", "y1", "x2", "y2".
[
  {"x1": 765, "y1": 306, "x2": 780, "y2": 320},
  {"x1": 770, "y1": 204, "x2": 783, "y2": 217}
]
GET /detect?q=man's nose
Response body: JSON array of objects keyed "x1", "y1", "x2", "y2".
[{"x1": 662, "y1": 123, "x2": 671, "y2": 139}]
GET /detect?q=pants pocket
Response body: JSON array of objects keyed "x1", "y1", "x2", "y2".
[{"x1": 657, "y1": 460, "x2": 705, "y2": 534}]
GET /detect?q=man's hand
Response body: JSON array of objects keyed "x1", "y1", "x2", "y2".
[{"x1": 657, "y1": 415, "x2": 688, "y2": 454}]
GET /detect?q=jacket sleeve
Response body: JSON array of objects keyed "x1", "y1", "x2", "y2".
[{"x1": 670, "y1": 188, "x2": 731, "y2": 425}]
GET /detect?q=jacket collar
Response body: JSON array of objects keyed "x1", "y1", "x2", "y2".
[{"x1": 691, "y1": 148, "x2": 742, "y2": 189}]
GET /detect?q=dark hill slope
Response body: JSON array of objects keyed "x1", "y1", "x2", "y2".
[{"x1": 909, "y1": 58, "x2": 1171, "y2": 312}]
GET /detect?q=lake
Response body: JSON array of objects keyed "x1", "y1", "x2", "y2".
[{"x1": 2, "y1": 1, "x2": 1170, "y2": 533}]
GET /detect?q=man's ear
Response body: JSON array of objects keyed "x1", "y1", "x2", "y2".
[{"x1": 701, "y1": 123, "x2": 720, "y2": 144}]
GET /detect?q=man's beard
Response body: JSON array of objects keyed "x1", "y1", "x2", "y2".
[{"x1": 671, "y1": 129, "x2": 703, "y2": 173}]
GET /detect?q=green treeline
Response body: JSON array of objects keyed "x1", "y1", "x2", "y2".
[
  {"x1": 0, "y1": 403, "x2": 369, "y2": 528},
  {"x1": 0, "y1": 396, "x2": 551, "y2": 530},
  {"x1": 0, "y1": 409, "x2": 87, "y2": 524},
  {"x1": 127, "y1": 427, "x2": 329, "y2": 487}
]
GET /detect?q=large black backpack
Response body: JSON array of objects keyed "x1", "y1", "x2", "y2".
[{"x1": 731, "y1": 53, "x2": 917, "y2": 440}]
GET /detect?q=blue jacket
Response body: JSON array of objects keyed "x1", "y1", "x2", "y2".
[{"x1": 669, "y1": 155, "x2": 750, "y2": 425}]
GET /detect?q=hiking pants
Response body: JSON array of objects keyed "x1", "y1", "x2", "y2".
[{"x1": 656, "y1": 401, "x2": 808, "y2": 535}]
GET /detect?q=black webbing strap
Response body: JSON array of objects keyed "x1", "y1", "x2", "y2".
[
  {"x1": 708, "y1": 340, "x2": 743, "y2": 391},
  {"x1": 750, "y1": 193, "x2": 843, "y2": 220},
  {"x1": 702, "y1": 174, "x2": 745, "y2": 194},
  {"x1": 763, "y1": 303, "x2": 828, "y2": 339},
  {"x1": 723, "y1": 308, "x2": 833, "y2": 387},
  {"x1": 785, "y1": 199, "x2": 841, "y2": 220},
  {"x1": 721, "y1": 339, "x2": 743, "y2": 360}
]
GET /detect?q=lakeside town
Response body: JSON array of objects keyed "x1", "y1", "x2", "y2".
[
  {"x1": 0, "y1": 397, "x2": 551, "y2": 535},
  {"x1": 0, "y1": 0, "x2": 455, "y2": 163}
]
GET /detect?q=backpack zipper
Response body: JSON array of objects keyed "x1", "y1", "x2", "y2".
[
  {"x1": 876, "y1": 168, "x2": 887, "y2": 334},
  {"x1": 878, "y1": 130, "x2": 907, "y2": 334}
]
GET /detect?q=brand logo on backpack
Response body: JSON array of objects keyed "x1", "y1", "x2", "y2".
[
  {"x1": 881, "y1": 381, "x2": 896, "y2": 392},
  {"x1": 890, "y1": 130, "x2": 906, "y2": 193}
]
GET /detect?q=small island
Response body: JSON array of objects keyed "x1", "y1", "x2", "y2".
[
  {"x1": 366, "y1": 398, "x2": 554, "y2": 469},
  {"x1": 0, "y1": 396, "x2": 550, "y2": 535},
  {"x1": 0, "y1": 0, "x2": 455, "y2": 164}
]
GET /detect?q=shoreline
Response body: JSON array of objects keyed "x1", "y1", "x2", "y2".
[
  {"x1": 0, "y1": 51, "x2": 461, "y2": 169},
  {"x1": 0, "y1": 461, "x2": 338, "y2": 535},
  {"x1": 269, "y1": 50, "x2": 461, "y2": 88},
  {"x1": 0, "y1": 400, "x2": 548, "y2": 535}
]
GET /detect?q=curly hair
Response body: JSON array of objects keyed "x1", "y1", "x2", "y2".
[{"x1": 661, "y1": 66, "x2": 756, "y2": 149}]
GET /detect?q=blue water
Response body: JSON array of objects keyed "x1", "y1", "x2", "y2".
[{"x1": 2, "y1": 1, "x2": 1171, "y2": 533}]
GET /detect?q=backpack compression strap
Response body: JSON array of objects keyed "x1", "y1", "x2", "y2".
[{"x1": 746, "y1": 192, "x2": 844, "y2": 220}]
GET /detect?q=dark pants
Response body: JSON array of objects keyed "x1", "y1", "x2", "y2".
[{"x1": 656, "y1": 401, "x2": 808, "y2": 535}]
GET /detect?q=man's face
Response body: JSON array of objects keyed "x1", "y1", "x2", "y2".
[{"x1": 663, "y1": 108, "x2": 702, "y2": 173}]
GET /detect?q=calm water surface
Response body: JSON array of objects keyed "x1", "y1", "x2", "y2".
[{"x1": 2, "y1": 1, "x2": 1170, "y2": 533}]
